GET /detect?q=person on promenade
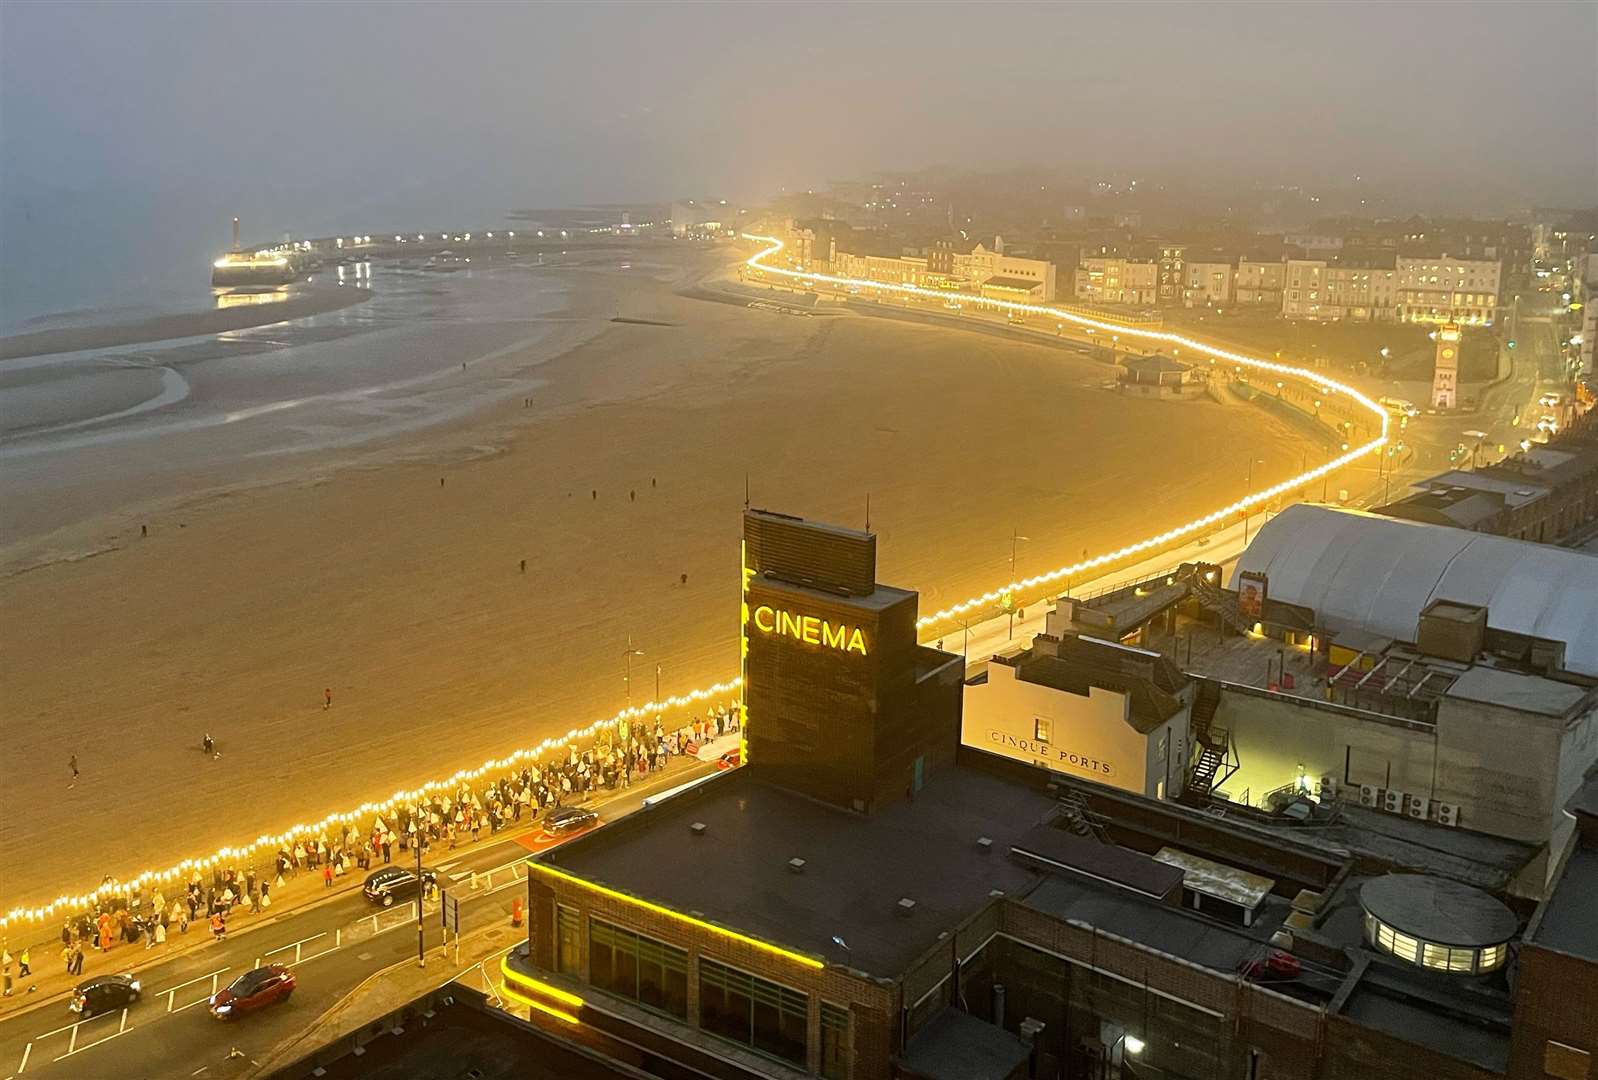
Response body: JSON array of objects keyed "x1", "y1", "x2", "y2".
[
  {"x1": 69, "y1": 942, "x2": 84, "y2": 976},
  {"x1": 322, "y1": 863, "x2": 333, "y2": 889}
]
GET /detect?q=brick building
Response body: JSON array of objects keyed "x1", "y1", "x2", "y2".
[{"x1": 491, "y1": 510, "x2": 1595, "y2": 1080}]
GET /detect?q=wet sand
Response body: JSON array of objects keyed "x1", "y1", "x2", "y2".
[
  {"x1": 0, "y1": 250, "x2": 1310, "y2": 911},
  {"x1": 0, "y1": 285, "x2": 370, "y2": 361}
]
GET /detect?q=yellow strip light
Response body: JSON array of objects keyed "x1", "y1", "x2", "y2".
[
  {"x1": 2, "y1": 234, "x2": 1388, "y2": 932},
  {"x1": 500, "y1": 954, "x2": 586, "y2": 1008},
  {"x1": 500, "y1": 981, "x2": 581, "y2": 1024},
  {"x1": 738, "y1": 234, "x2": 1389, "y2": 629},
  {"x1": 529, "y1": 861, "x2": 826, "y2": 970}
]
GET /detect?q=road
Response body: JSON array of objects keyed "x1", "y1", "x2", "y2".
[{"x1": 0, "y1": 762, "x2": 712, "y2": 1080}]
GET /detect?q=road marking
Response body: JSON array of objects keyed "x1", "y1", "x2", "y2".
[
  {"x1": 161, "y1": 966, "x2": 230, "y2": 1013},
  {"x1": 17, "y1": 1040, "x2": 31, "y2": 1074},
  {"x1": 53, "y1": 1009, "x2": 128, "y2": 1062}
]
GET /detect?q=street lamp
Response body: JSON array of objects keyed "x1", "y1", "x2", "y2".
[
  {"x1": 1244, "y1": 458, "x2": 1265, "y2": 545},
  {"x1": 622, "y1": 636, "x2": 644, "y2": 709},
  {"x1": 1008, "y1": 529, "x2": 1030, "y2": 641}
]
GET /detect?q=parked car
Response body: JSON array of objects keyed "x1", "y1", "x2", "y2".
[
  {"x1": 69, "y1": 974, "x2": 140, "y2": 1018},
  {"x1": 541, "y1": 806, "x2": 599, "y2": 837},
  {"x1": 716, "y1": 747, "x2": 741, "y2": 770},
  {"x1": 361, "y1": 865, "x2": 437, "y2": 907},
  {"x1": 209, "y1": 964, "x2": 295, "y2": 1019},
  {"x1": 1237, "y1": 950, "x2": 1301, "y2": 983}
]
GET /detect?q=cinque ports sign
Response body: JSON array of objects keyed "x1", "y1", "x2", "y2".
[
  {"x1": 752, "y1": 605, "x2": 867, "y2": 656},
  {"x1": 988, "y1": 731, "x2": 1116, "y2": 777}
]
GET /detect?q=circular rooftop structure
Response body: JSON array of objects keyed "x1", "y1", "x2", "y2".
[{"x1": 1359, "y1": 874, "x2": 1516, "y2": 975}]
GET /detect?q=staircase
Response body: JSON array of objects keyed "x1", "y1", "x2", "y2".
[
  {"x1": 1187, "y1": 567, "x2": 1256, "y2": 637},
  {"x1": 1184, "y1": 681, "x2": 1236, "y2": 803}
]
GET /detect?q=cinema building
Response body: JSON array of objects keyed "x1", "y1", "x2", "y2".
[{"x1": 497, "y1": 509, "x2": 1596, "y2": 1080}]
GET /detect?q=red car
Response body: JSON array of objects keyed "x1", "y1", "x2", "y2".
[
  {"x1": 1237, "y1": 950, "x2": 1301, "y2": 983},
  {"x1": 716, "y1": 747, "x2": 741, "y2": 771},
  {"x1": 210, "y1": 964, "x2": 295, "y2": 1019}
]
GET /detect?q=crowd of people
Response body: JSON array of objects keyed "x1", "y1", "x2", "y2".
[{"x1": 16, "y1": 703, "x2": 740, "y2": 995}]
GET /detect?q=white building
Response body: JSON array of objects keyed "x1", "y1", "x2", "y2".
[
  {"x1": 962, "y1": 635, "x2": 1191, "y2": 801},
  {"x1": 1181, "y1": 261, "x2": 1234, "y2": 307},
  {"x1": 1234, "y1": 258, "x2": 1286, "y2": 307},
  {"x1": 955, "y1": 242, "x2": 1057, "y2": 302},
  {"x1": 1075, "y1": 257, "x2": 1158, "y2": 306},
  {"x1": 1395, "y1": 255, "x2": 1502, "y2": 325},
  {"x1": 1282, "y1": 260, "x2": 1398, "y2": 322}
]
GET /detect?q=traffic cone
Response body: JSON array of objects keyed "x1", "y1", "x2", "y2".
[{"x1": 511, "y1": 898, "x2": 524, "y2": 928}]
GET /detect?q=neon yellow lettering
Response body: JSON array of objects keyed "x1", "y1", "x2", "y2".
[{"x1": 754, "y1": 606, "x2": 776, "y2": 633}]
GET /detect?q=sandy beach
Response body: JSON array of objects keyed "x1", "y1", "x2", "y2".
[{"x1": 0, "y1": 243, "x2": 1310, "y2": 912}]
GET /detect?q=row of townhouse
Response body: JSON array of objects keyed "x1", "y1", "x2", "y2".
[
  {"x1": 1076, "y1": 251, "x2": 1502, "y2": 325},
  {"x1": 789, "y1": 221, "x2": 1059, "y2": 302}
]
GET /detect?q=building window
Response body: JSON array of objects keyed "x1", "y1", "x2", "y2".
[
  {"x1": 1034, "y1": 718, "x2": 1051, "y2": 743},
  {"x1": 699, "y1": 957, "x2": 809, "y2": 1067},
  {"x1": 821, "y1": 1001, "x2": 850, "y2": 1079},
  {"x1": 556, "y1": 904, "x2": 582, "y2": 976},
  {"x1": 589, "y1": 918, "x2": 688, "y2": 1019}
]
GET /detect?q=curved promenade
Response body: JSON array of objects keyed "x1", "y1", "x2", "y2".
[{"x1": 0, "y1": 235, "x2": 1388, "y2": 932}]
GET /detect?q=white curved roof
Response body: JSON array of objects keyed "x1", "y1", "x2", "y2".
[{"x1": 1230, "y1": 504, "x2": 1598, "y2": 676}]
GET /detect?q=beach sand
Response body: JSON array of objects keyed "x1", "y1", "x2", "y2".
[{"x1": 0, "y1": 248, "x2": 1310, "y2": 911}]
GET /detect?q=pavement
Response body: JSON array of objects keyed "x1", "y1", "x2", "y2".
[{"x1": 0, "y1": 759, "x2": 713, "y2": 1080}]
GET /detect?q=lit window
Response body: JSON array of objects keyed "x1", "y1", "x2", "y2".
[{"x1": 1034, "y1": 718, "x2": 1051, "y2": 743}]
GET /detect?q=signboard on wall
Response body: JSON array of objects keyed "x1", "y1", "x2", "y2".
[{"x1": 1238, "y1": 571, "x2": 1268, "y2": 621}]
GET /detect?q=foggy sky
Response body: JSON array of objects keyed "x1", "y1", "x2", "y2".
[{"x1": 3, "y1": 0, "x2": 1596, "y2": 234}]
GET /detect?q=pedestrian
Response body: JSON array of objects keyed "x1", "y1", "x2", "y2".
[
  {"x1": 68, "y1": 754, "x2": 79, "y2": 788},
  {"x1": 154, "y1": 919, "x2": 166, "y2": 946},
  {"x1": 61, "y1": 943, "x2": 73, "y2": 975},
  {"x1": 2, "y1": 950, "x2": 12, "y2": 996},
  {"x1": 519, "y1": 558, "x2": 526, "y2": 574},
  {"x1": 630, "y1": 489, "x2": 635, "y2": 502},
  {"x1": 323, "y1": 863, "x2": 333, "y2": 888},
  {"x1": 209, "y1": 911, "x2": 225, "y2": 942},
  {"x1": 324, "y1": 687, "x2": 332, "y2": 710},
  {"x1": 591, "y1": 489, "x2": 597, "y2": 500},
  {"x1": 260, "y1": 881, "x2": 272, "y2": 910},
  {"x1": 141, "y1": 524, "x2": 148, "y2": 537}
]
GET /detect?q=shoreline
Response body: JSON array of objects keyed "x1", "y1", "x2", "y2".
[{"x1": 0, "y1": 285, "x2": 373, "y2": 361}]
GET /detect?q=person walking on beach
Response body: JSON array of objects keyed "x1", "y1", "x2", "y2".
[
  {"x1": 68, "y1": 754, "x2": 79, "y2": 788},
  {"x1": 202, "y1": 733, "x2": 215, "y2": 758},
  {"x1": 324, "y1": 687, "x2": 332, "y2": 710}
]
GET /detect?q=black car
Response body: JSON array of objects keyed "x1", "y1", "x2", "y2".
[
  {"x1": 70, "y1": 973, "x2": 141, "y2": 1018},
  {"x1": 361, "y1": 865, "x2": 437, "y2": 907},
  {"x1": 542, "y1": 806, "x2": 599, "y2": 836}
]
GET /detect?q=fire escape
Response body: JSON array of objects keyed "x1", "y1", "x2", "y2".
[{"x1": 1184, "y1": 680, "x2": 1238, "y2": 804}]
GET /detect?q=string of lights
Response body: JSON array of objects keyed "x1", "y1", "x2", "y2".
[{"x1": 0, "y1": 234, "x2": 1387, "y2": 933}]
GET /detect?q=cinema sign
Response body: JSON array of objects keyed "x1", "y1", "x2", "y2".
[{"x1": 751, "y1": 605, "x2": 868, "y2": 656}]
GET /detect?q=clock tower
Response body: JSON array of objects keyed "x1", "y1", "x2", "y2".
[{"x1": 1432, "y1": 322, "x2": 1461, "y2": 410}]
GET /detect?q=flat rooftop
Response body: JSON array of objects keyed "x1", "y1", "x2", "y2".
[
  {"x1": 1444, "y1": 664, "x2": 1591, "y2": 718},
  {"x1": 542, "y1": 766, "x2": 1058, "y2": 976},
  {"x1": 1530, "y1": 846, "x2": 1598, "y2": 961}
]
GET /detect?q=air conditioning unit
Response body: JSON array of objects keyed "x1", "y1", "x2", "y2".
[
  {"x1": 1318, "y1": 774, "x2": 1339, "y2": 800},
  {"x1": 1434, "y1": 803, "x2": 1460, "y2": 827},
  {"x1": 1383, "y1": 789, "x2": 1405, "y2": 814},
  {"x1": 1407, "y1": 796, "x2": 1430, "y2": 820},
  {"x1": 1359, "y1": 784, "x2": 1381, "y2": 808}
]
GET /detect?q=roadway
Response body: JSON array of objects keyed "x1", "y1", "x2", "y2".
[{"x1": 0, "y1": 762, "x2": 712, "y2": 1080}]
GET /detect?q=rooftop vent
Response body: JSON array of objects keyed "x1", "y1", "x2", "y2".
[
  {"x1": 788, "y1": 857, "x2": 807, "y2": 874},
  {"x1": 896, "y1": 897, "x2": 917, "y2": 918},
  {"x1": 689, "y1": 822, "x2": 707, "y2": 837},
  {"x1": 976, "y1": 837, "x2": 993, "y2": 854}
]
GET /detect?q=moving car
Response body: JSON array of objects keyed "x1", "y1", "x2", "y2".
[
  {"x1": 209, "y1": 964, "x2": 295, "y2": 1019},
  {"x1": 69, "y1": 974, "x2": 140, "y2": 1018},
  {"x1": 716, "y1": 746, "x2": 741, "y2": 770},
  {"x1": 541, "y1": 806, "x2": 599, "y2": 837},
  {"x1": 361, "y1": 865, "x2": 437, "y2": 907}
]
